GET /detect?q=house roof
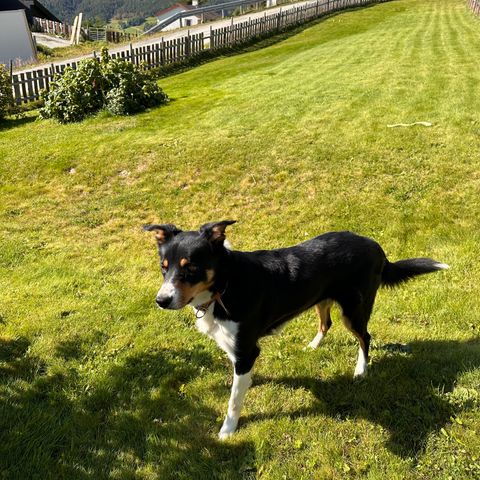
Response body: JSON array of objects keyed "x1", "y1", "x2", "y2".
[
  {"x1": 155, "y1": 3, "x2": 193, "y2": 18},
  {"x1": 0, "y1": 0, "x2": 60, "y2": 23},
  {"x1": 0, "y1": 0, "x2": 26, "y2": 11}
]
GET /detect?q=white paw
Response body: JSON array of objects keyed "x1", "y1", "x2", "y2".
[
  {"x1": 218, "y1": 416, "x2": 238, "y2": 440},
  {"x1": 303, "y1": 332, "x2": 324, "y2": 351},
  {"x1": 353, "y1": 349, "x2": 368, "y2": 378},
  {"x1": 353, "y1": 366, "x2": 367, "y2": 378},
  {"x1": 218, "y1": 429, "x2": 234, "y2": 440}
]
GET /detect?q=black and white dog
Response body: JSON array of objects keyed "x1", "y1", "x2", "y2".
[{"x1": 144, "y1": 221, "x2": 448, "y2": 438}]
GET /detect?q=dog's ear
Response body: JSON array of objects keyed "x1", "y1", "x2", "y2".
[
  {"x1": 143, "y1": 224, "x2": 182, "y2": 245},
  {"x1": 200, "y1": 220, "x2": 236, "y2": 246}
]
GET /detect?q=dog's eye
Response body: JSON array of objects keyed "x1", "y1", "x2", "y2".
[{"x1": 161, "y1": 259, "x2": 169, "y2": 274}]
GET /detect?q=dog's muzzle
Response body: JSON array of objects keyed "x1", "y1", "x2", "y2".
[{"x1": 156, "y1": 294, "x2": 173, "y2": 309}]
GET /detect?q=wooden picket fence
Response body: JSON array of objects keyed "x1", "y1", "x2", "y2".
[
  {"x1": 31, "y1": 17, "x2": 73, "y2": 38},
  {"x1": 469, "y1": 0, "x2": 480, "y2": 14},
  {"x1": 11, "y1": 0, "x2": 385, "y2": 104},
  {"x1": 86, "y1": 28, "x2": 140, "y2": 43}
]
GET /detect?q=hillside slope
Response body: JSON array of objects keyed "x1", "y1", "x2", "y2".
[{"x1": 42, "y1": 0, "x2": 176, "y2": 23}]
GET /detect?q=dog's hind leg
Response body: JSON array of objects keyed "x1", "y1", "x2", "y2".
[
  {"x1": 305, "y1": 299, "x2": 333, "y2": 350},
  {"x1": 219, "y1": 345, "x2": 260, "y2": 439},
  {"x1": 341, "y1": 293, "x2": 375, "y2": 378},
  {"x1": 349, "y1": 326, "x2": 371, "y2": 378}
]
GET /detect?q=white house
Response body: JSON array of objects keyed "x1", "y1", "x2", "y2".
[
  {"x1": 0, "y1": 9, "x2": 37, "y2": 66},
  {"x1": 154, "y1": 3, "x2": 201, "y2": 31}
]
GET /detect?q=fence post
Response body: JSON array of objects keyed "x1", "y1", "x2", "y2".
[
  {"x1": 160, "y1": 38, "x2": 165, "y2": 65},
  {"x1": 129, "y1": 43, "x2": 134, "y2": 64},
  {"x1": 186, "y1": 30, "x2": 191, "y2": 57}
]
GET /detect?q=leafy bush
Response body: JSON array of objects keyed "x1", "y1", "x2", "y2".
[
  {"x1": 40, "y1": 58, "x2": 105, "y2": 123},
  {"x1": 40, "y1": 48, "x2": 168, "y2": 123},
  {"x1": 102, "y1": 58, "x2": 168, "y2": 116},
  {"x1": 0, "y1": 64, "x2": 14, "y2": 120}
]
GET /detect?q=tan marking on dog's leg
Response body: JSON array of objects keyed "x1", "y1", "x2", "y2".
[
  {"x1": 305, "y1": 299, "x2": 333, "y2": 350},
  {"x1": 342, "y1": 314, "x2": 368, "y2": 378}
]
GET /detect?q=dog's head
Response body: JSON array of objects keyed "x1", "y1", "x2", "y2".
[{"x1": 143, "y1": 220, "x2": 235, "y2": 310}]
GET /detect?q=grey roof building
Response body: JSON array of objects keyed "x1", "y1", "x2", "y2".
[{"x1": 0, "y1": 0, "x2": 60, "y2": 23}]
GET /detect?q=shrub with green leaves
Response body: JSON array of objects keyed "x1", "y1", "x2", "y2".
[
  {"x1": 40, "y1": 58, "x2": 105, "y2": 123},
  {"x1": 40, "y1": 49, "x2": 168, "y2": 123},
  {"x1": 0, "y1": 64, "x2": 14, "y2": 120},
  {"x1": 102, "y1": 59, "x2": 168, "y2": 116}
]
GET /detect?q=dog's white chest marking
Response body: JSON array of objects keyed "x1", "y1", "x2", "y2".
[{"x1": 194, "y1": 306, "x2": 238, "y2": 362}]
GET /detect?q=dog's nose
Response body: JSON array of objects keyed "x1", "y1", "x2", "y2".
[{"x1": 156, "y1": 295, "x2": 173, "y2": 309}]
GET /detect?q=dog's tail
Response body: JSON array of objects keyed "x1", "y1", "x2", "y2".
[{"x1": 381, "y1": 258, "x2": 449, "y2": 287}]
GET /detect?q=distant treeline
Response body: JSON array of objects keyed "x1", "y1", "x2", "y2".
[
  {"x1": 43, "y1": 0, "x2": 265, "y2": 25},
  {"x1": 42, "y1": 0, "x2": 177, "y2": 24}
]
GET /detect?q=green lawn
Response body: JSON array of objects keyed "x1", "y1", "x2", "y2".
[{"x1": 1, "y1": 0, "x2": 480, "y2": 478}]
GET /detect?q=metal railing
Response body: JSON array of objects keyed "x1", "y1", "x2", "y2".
[{"x1": 144, "y1": 0, "x2": 282, "y2": 34}]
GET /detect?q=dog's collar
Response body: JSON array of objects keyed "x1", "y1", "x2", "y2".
[{"x1": 195, "y1": 285, "x2": 229, "y2": 319}]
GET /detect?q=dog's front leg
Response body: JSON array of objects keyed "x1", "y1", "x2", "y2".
[
  {"x1": 219, "y1": 369, "x2": 252, "y2": 439},
  {"x1": 219, "y1": 350, "x2": 259, "y2": 439}
]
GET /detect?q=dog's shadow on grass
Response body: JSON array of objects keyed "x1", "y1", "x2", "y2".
[
  {"x1": 252, "y1": 339, "x2": 480, "y2": 459},
  {"x1": 0, "y1": 338, "x2": 255, "y2": 479}
]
